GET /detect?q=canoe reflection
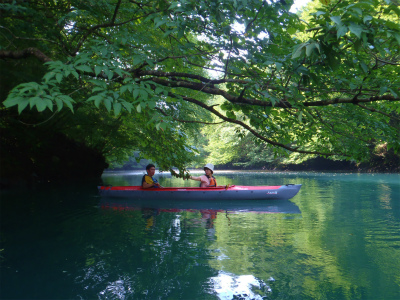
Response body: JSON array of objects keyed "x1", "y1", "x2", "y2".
[{"x1": 99, "y1": 198, "x2": 301, "y2": 215}]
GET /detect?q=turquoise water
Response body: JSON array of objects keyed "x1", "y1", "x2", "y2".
[{"x1": 1, "y1": 171, "x2": 399, "y2": 299}]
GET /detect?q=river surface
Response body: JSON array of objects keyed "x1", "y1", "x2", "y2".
[{"x1": 1, "y1": 171, "x2": 399, "y2": 300}]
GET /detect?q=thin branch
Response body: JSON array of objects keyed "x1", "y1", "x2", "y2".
[
  {"x1": 156, "y1": 108, "x2": 225, "y2": 124},
  {"x1": 245, "y1": 0, "x2": 266, "y2": 33},
  {"x1": 111, "y1": 0, "x2": 123, "y2": 24},
  {"x1": 223, "y1": 37, "x2": 233, "y2": 80},
  {"x1": 356, "y1": 103, "x2": 400, "y2": 120},
  {"x1": 18, "y1": 111, "x2": 58, "y2": 126}
]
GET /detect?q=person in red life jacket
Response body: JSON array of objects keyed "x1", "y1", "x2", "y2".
[
  {"x1": 142, "y1": 164, "x2": 163, "y2": 189},
  {"x1": 188, "y1": 163, "x2": 217, "y2": 187}
]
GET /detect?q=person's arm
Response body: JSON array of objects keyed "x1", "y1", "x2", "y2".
[
  {"x1": 189, "y1": 175, "x2": 209, "y2": 184},
  {"x1": 142, "y1": 181, "x2": 158, "y2": 189},
  {"x1": 142, "y1": 176, "x2": 162, "y2": 189},
  {"x1": 189, "y1": 176, "x2": 201, "y2": 181}
]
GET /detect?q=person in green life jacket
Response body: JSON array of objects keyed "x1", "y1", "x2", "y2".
[
  {"x1": 188, "y1": 163, "x2": 217, "y2": 187},
  {"x1": 142, "y1": 164, "x2": 163, "y2": 189}
]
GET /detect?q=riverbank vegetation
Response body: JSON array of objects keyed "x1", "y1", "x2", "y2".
[{"x1": 1, "y1": 0, "x2": 399, "y2": 184}]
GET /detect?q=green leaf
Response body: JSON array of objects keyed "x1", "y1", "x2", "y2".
[
  {"x1": 306, "y1": 43, "x2": 316, "y2": 56},
  {"x1": 330, "y1": 16, "x2": 342, "y2": 26},
  {"x1": 56, "y1": 73, "x2": 63, "y2": 83},
  {"x1": 133, "y1": 89, "x2": 140, "y2": 99},
  {"x1": 379, "y1": 86, "x2": 388, "y2": 95},
  {"x1": 43, "y1": 72, "x2": 56, "y2": 83},
  {"x1": 92, "y1": 87, "x2": 104, "y2": 92},
  {"x1": 94, "y1": 65, "x2": 102, "y2": 76},
  {"x1": 393, "y1": 33, "x2": 400, "y2": 45},
  {"x1": 106, "y1": 69, "x2": 113, "y2": 80},
  {"x1": 71, "y1": 71, "x2": 79, "y2": 80},
  {"x1": 3, "y1": 97, "x2": 21, "y2": 108},
  {"x1": 360, "y1": 62, "x2": 369, "y2": 74},
  {"x1": 163, "y1": 29, "x2": 176, "y2": 37},
  {"x1": 363, "y1": 15, "x2": 373, "y2": 23},
  {"x1": 287, "y1": 27, "x2": 296, "y2": 35},
  {"x1": 292, "y1": 43, "x2": 306, "y2": 59},
  {"x1": 132, "y1": 56, "x2": 144, "y2": 66},
  {"x1": 120, "y1": 85, "x2": 130, "y2": 94},
  {"x1": 154, "y1": 18, "x2": 167, "y2": 28},
  {"x1": 389, "y1": 88, "x2": 398, "y2": 98},
  {"x1": 226, "y1": 111, "x2": 236, "y2": 119},
  {"x1": 75, "y1": 65, "x2": 93, "y2": 73},
  {"x1": 36, "y1": 99, "x2": 48, "y2": 112},
  {"x1": 155, "y1": 87, "x2": 164, "y2": 94},
  {"x1": 167, "y1": 2, "x2": 178, "y2": 9},
  {"x1": 61, "y1": 95, "x2": 74, "y2": 112},
  {"x1": 337, "y1": 25, "x2": 348, "y2": 38},
  {"x1": 139, "y1": 89, "x2": 148, "y2": 100},
  {"x1": 349, "y1": 24, "x2": 363, "y2": 38},
  {"x1": 30, "y1": 97, "x2": 41, "y2": 109},
  {"x1": 113, "y1": 102, "x2": 122, "y2": 116},
  {"x1": 94, "y1": 97, "x2": 102, "y2": 108},
  {"x1": 121, "y1": 101, "x2": 133, "y2": 113},
  {"x1": 18, "y1": 99, "x2": 30, "y2": 114},
  {"x1": 298, "y1": 111, "x2": 303, "y2": 123},
  {"x1": 55, "y1": 98, "x2": 63, "y2": 111},
  {"x1": 104, "y1": 97, "x2": 112, "y2": 112},
  {"x1": 137, "y1": 103, "x2": 141, "y2": 113},
  {"x1": 350, "y1": 83, "x2": 358, "y2": 90},
  {"x1": 114, "y1": 68, "x2": 124, "y2": 78},
  {"x1": 263, "y1": 60, "x2": 274, "y2": 66},
  {"x1": 350, "y1": 7, "x2": 362, "y2": 16}
]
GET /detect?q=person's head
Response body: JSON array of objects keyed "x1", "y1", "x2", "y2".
[
  {"x1": 204, "y1": 163, "x2": 214, "y2": 175},
  {"x1": 146, "y1": 164, "x2": 156, "y2": 176}
]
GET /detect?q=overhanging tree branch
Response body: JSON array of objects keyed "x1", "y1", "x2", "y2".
[
  {"x1": 167, "y1": 92, "x2": 348, "y2": 157},
  {"x1": 0, "y1": 48, "x2": 52, "y2": 62},
  {"x1": 146, "y1": 76, "x2": 399, "y2": 108}
]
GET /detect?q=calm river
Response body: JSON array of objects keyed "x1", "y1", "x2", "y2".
[{"x1": 1, "y1": 171, "x2": 399, "y2": 300}]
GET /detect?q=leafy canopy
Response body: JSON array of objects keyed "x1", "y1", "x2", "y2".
[{"x1": 1, "y1": 0, "x2": 399, "y2": 172}]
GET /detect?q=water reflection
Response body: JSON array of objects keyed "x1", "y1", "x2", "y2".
[
  {"x1": 207, "y1": 272, "x2": 273, "y2": 300},
  {"x1": 98, "y1": 277, "x2": 134, "y2": 300},
  {"x1": 1, "y1": 172, "x2": 398, "y2": 300},
  {"x1": 99, "y1": 198, "x2": 301, "y2": 215}
]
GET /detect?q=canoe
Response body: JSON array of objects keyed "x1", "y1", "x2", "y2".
[{"x1": 98, "y1": 184, "x2": 302, "y2": 200}]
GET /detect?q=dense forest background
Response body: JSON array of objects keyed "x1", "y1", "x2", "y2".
[{"x1": 1, "y1": 0, "x2": 399, "y2": 186}]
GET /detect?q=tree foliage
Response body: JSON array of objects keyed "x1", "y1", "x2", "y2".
[{"x1": 1, "y1": 0, "x2": 399, "y2": 174}]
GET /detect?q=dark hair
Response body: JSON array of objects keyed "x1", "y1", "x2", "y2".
[{"x1": 146, "y1": 164, "x2": 156, "y2": 170}]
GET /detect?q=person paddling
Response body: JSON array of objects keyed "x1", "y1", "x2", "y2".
[
  {"x1": 188, "y1": 163, "x2": 217, "y2": 187},
  {"x1": 142, "y1": 164, "x2": 163, "y2": 189}
]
